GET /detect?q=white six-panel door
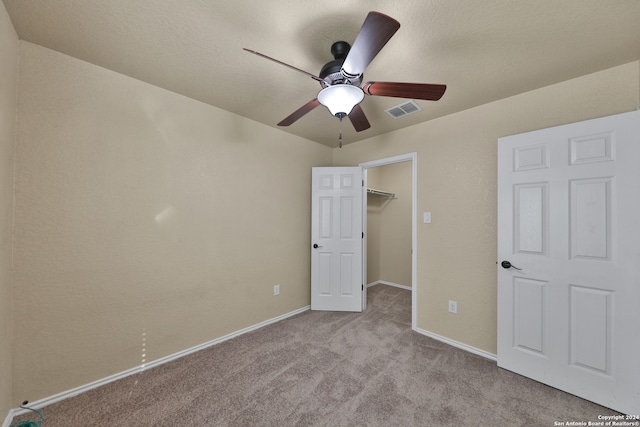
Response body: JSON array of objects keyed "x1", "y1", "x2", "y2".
[
  {"x1": 497, "y1": 111, "x2": 640, "y2": 414},
  {"x1": 311, "y1": 167, "x2": 363, "y2": 312}
]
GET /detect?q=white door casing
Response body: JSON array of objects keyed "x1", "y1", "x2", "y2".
[
  {"x1": 311, "y1": 167, "x2": 363, "y2": 312},
  {"x1": 497, "y1": 111, "x2": 640, "y2": 414}
]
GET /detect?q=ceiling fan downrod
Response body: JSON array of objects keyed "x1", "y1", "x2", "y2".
[{"x1": 338, "y1": 114, "x2": 345, "y2": 148}]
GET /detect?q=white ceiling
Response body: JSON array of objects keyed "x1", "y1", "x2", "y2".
[{"x1": 3, "y1": 0, "x2": 640, "y2": 147}]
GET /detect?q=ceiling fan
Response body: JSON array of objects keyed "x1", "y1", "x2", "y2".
[{"x1": 244, "y1": 11, "x2": 446, "y2": 147}]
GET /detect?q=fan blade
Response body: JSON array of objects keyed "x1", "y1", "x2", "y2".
[
  {"x1": 362, "y1": 81, "x2": 447, "y2": 101},
  {"x1": 278, "y1": 99, "x2": 321, "y2": 126},
  {"x1": 341, "y1": 12, "x2": 400, "y2": 78},
  {"x1": 348, "y1": 104, "x2": 371, "y2": 132},
  {"x1": 243, "y1": 48, "x2": 323, "y2": 82}
]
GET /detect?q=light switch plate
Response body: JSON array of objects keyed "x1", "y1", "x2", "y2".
[{"x1": 423, "y1": 212, "x2": 432, "y2": 223}]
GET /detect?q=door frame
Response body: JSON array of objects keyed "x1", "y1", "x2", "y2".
[{"x1": 359, "y1": 152, "x2": 417, "y2": 330}]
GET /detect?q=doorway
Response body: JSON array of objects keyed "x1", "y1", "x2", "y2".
[{"x1": 360, "y1": 153, "x2": 417, "y2": 330}]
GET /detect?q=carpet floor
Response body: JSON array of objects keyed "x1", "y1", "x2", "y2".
[{"x1": 11, "y1": 285, "x2": 619, "y2": 426}]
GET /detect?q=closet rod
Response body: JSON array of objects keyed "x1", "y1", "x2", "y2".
[{"x1": 367, "y1": 188, "x2": 396, "y2": 199}]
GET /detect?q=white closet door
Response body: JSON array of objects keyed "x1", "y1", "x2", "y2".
[{"x1": 311, "y1": 167, "x2": 363, "y2": 312}]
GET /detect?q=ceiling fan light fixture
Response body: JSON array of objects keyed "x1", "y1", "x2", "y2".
[{"x1": 317, "y1": 84, "x2": 365, "y2": 117}]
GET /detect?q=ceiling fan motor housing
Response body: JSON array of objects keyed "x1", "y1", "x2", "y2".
[{"x1": 319, "y1": 41, "x2": 362, "y2": 88}]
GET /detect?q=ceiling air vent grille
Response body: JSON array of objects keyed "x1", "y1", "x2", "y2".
[{"x1": 385, "y1": 100, "x2": 422, "y2": 119}]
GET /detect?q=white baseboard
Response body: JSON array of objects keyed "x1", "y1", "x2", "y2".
[
  {"x1": 4, "y1": 305, "x2": 310, "y2": 423},
  {"x1": 2, "y1": 410, "x2": 14, "y2": 427},
  {"x1": 414, "y1": 327, "x2": 497, "y2": 361},
  {"x1": 367, "y1": 280, "x2": 411, "y2": 291}
]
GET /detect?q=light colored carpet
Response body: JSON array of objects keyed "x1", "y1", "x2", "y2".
[{"x1": 12, "y1": 285, "x2": 619, "y2": 426}]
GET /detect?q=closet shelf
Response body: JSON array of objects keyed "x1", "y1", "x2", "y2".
[{"x1": 367, "y1": 188, "x2": 396, "y2": 199}]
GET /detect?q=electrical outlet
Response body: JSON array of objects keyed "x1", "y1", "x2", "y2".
[
  {"x1": 448, "y1": 300, "x2": 457, "y2": 314},
  {"x1": 273, "y1": 285, "x2": 280, "y2": 296}
]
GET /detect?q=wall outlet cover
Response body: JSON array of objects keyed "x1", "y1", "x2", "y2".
[{"x1": 448, "y1": 300, "x2": 457, "y2": 314}]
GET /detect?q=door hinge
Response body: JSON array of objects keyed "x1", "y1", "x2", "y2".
[
  {"x1": 362, "y1": 179, "x2": 364, "y2": 186},
  {"x1": 362, "y1": 284, "x2": 364, "y2": 291},
  {"x1": 362, "y1": 232, "x2": 364, "y2": 238}
]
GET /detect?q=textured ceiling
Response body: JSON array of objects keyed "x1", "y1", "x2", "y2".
[{"x1": 3, "y1": 0, "x2": 640, "y2": 147}]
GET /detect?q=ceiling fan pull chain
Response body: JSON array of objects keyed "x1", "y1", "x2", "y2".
[{"x1": 339, "y1": 117, "x2": 343, "y2": 148}]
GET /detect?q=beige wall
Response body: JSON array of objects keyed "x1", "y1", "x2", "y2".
[
  {"x1": 366, "y1": 162, "x2": 412, "y2": 287},
  {"x1": 0, "y1": 1, "x2": 18, "y2": 417},
  {"x1": 335, "y1": 61, "x2": 640, "y2": 354},
  {"x1": 12, "y1": 41, "x2": 332, "y2": 402}
]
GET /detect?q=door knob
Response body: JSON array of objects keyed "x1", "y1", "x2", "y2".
[
  {"x1": 313, "y1": 243, "x2": 322, "y2": 249},
  {"x1": 501, "y1": 260, "x2": 522, "y2": 270}
]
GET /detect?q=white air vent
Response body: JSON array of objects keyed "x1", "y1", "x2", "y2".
[{"x1": 385, "y1": 100, "x2": 422, "y2": 119}]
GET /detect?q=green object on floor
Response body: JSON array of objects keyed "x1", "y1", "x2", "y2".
[{"x1": 10, "y1": 405, "x2": 43, "y2": 427}]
